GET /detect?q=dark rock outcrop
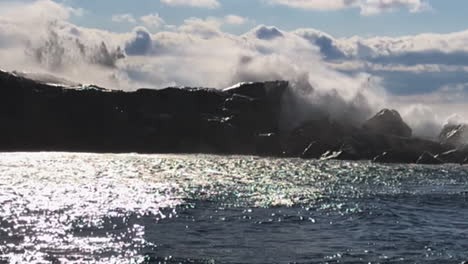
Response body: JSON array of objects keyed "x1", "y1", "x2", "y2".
[
  {"x1": 0, "y1": 70, "x2": 287, "y2": 155},
  {"x1": 283, "y1": 118, "x2": 355, "y2": 157},
  {"x1": 373, "y1": 152, "x2": 403, "y2": 164},
  {"x1": 363, "y1": 109, "x2": 412, "y2": 138},
  {"x1": 435, "y1": 149, "x2": 467, "y2": 164},
  {"x1": 290, "y1": 118, "x2": 447, "y2": 163},
  {"x1": 439, "y1": 123, "x2": 468, "y2": 148},
  {"x1": 416, "y1": 152, "x2": 444, "y2": 165},
  {"x1": 0, "y1": 70, "x2": 462, "y2": 165},
  {"x1": 320, "y1": 149, "x2": 360, "y2": 161},
  {"x1": 255, "y1": 133, "x2": 281, "y2": 155},
  {"x1": 301, "y1": 141, "x2": 329, "y2": 159}
]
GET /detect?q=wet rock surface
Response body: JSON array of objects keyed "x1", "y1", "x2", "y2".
[{"x1": 0, "y1": 70, "x2": 466, "y2": 164}]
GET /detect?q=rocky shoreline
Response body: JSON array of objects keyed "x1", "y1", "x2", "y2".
[{"x1": 1, "y1": 70, "x2": 467, "y2": 165}]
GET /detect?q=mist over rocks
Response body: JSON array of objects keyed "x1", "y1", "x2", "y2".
[
  {"x1": 0, "y1": 69, "x2": 467, "y2": 165},
  {"x1": 439, "y1": 123, "x2": 468, "y2": 148}
]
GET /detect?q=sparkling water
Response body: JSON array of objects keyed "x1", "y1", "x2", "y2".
[{"x1": 0, "y1": 153, "x2": 467, "y2": 263}]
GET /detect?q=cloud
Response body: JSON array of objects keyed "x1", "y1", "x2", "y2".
[
  {"x1": 0, "y1": 0, "x2": 130, "y2": 87},
  {"x1": 0, "y1": 0, "x2": 82, "y2": 24},
  {"x1": 3, "y1": 0, "x2": 468, "y2": 133},
  {"x1": 295, "y1": 29, "x2": 346, "y2": 60},
  {"x1": 160, "y1": 0, "x2": 220, "y2": 8},
  {"x1": 367, "y1": 50, "x2": 468, "y2": 67},
  {"x1": 176, "y1": 16, "x2": 249, "y2": 38},
  {"x1": 224, "y1": 15, "x2": 248, "y2": 25},
  {"x1": 112, "y1": 13, "x2": 166, "y2": 30},
  {"x1": 288, "y1": 28, "x2": 468, "y2": 103},
  {"x1": 401, "y1": 104, "x2": 442, "y2": 139},
  {"x1": 178, "y1": 17, "x2": 223, "y2": 38},
  {"x1": 140, "y1": 13, "x2": 166, "y2": 29},
  {"x1": 266, "y1": 0, "x2": 430, "y2": 15},
  {"x1": 398, "y1": 83, "x2": 468, "y2": 104},
  {"x1": 251, "y1": 25, "x2": 284, "y2": 40},
  {"x1": 112, "y1": 14, "x2": 136, "y2": 24},
  {"x1": 125, "y1": 27, "x2": 153, "y2": 55},
  {"x1": 0, "y1": 1, "x2": 387, "y2": 129},
  {"x1": 264, "y1": 0, "x2": 351, "y2": 10}
]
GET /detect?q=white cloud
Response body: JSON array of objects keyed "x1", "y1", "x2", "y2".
[
  {"x1": 265, "y1": 0, "x2": 351, "y2": 10},
  {"x1": 292, "y1": 27, "x2": 468, "y2": 67},
  {"x1": 224, "y1": 15, "x2": 248, "y2": 25},
  {"x1": 112, "y1": 13, "x2": 166, "y2": 30},
  {"x1": 421, "y1": 83, "x2": 468, "y2": 104},
  {"x1": 160, "y1": 0, "x2": 220, "y2": 8},
  {"x1": 140, "y1": 14, "x2": 166, "y2": 29},
  {"x1": 112, "y1": 14, "x2": 136, "y2": 24},
  {"x1": 266, "y1": 0, "x2": 430, "y2": 15},
  {"x1": 360, "y1": 0, "x2": 430, "y2": 15},
  {"x1": 177, "y1": 17, "x2": 223, "y2": 38},
  {"x1": 0, "y1": 0, "x2": 82, "y2": 23}
]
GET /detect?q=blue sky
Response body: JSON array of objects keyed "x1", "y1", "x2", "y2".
[{"x1": 60, "y1": 0, "x2": 468, "y2": 37}]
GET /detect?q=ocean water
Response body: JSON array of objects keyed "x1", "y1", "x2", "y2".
[{"x1": 0, "y1": 153, "x2": 467, "y2": 264}]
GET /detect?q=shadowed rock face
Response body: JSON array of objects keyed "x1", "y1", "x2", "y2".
[
  {"x1": 435, "y1": 149, "x2": 467, "y2": 164},
  {"x1": 416, "y1": 152, "x2": 444, "y2": 165},
  {"x1": 0, "y1": 70, "x2": 287, "y2": 155},
  {"x1": 283, "y1": 118, "x2": 352, "y2": 157},
  {"x1": 363, "y1": 109, "x2": 412, "y2": 138},
  {"x1": 0, "y1": 70, "x2": 464, "y2": 164}
]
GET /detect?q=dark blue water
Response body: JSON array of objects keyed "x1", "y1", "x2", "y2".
[{"x1": 0, "y1": 153, "x2": 467, "y2": 263}]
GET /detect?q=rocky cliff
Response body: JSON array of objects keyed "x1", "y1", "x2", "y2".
[
  {"x1": 0, "y1": 70, "x2": 287, "y2": 155},
  {"x1": 1, "y1": 70, "x2": 467, "y2": 164}
]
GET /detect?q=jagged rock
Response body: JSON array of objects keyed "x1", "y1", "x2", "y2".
[
  {"x1": 320, "y1": 149, "x2": 360, "y2": 161},
  {"x1": 363, "y1": 109, "x2": 412, "y2": 138},
  {"x1": 300, "y1": 141, "x2": 329, "y2": 159},
  {"x1": 224, "y1": 81, "x2": 288, "y2": 139},
  {"x1": 416, "y1": 152, "x2": 444, "y2": 165},
  {"x1": 224, "y1": 81, "x2": 288, "y2": 98},
  {"x1": 283, "y1": 118, "x2": 353, "y2": 156},
  {"x1": 339, "y1": 136, "x2": 369, "y2": 159},
  {"x1": 439, "y1": 123, "x2": 468, "y2": 147},
  {"x1": 370, "y1": 134, "x2": 449, "y2": 164},
  {"x1": 317, "y1": 138, "x2": 363, "y2": 161},
  {"x1": 223, "y1": 94, "x2": 256, "y2": 114},
  {"x1": 373, "y1": 152, "x2": 391, "y2": 163},
  {"x1": 435, "y1": 149, "x2": 467, "y2": 164},
  {"x1": 0, "y1": 69, "x2": 461, "y2": 165},
  {"x1": 321, "y1": 151, "x2": 342, "y2": 161},
  {"x1": 373, "y1": 151, "x2": 417, "y2": 164},
  {"x1": 0, "y1": 70, "x2": 286, "y2": 154}
]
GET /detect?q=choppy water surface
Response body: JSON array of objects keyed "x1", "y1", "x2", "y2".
[{"x1": 0, "y1": 153, "x2": 467, "y2": 264}]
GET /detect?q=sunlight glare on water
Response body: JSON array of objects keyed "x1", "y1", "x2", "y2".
[{"x1": 0, "y1": 152, "x2": 467, "y2": 263}]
